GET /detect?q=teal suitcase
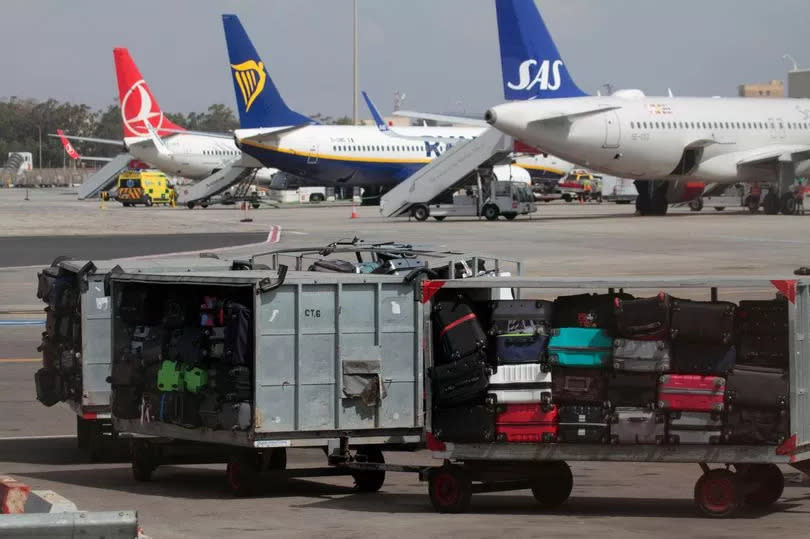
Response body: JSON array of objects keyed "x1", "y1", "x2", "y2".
[{"x1": 547, "y1": 328, "x2": 613, "y2": 368}]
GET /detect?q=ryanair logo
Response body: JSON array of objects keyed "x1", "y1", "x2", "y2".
[{"x1": 231, "y1": 60, "x2": 266, "y2": 112}]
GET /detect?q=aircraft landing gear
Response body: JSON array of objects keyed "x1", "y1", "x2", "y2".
[{"x1": 634, "y1": 180, "x2": 669, "y2": 216}]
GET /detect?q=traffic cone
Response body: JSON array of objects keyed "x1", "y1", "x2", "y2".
[{"x1": 350, "y1": 202, "x2": 359, "y2": 219}]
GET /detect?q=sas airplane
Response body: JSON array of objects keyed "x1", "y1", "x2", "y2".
[{"x1": 486, "y1": 0, "x2": 810, "y2": 216}]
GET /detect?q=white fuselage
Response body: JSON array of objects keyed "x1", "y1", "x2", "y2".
[{"x1": 487, "y1": 95, "x2": 810, "y2": 184}]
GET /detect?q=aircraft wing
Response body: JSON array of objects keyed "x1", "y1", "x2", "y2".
[
  {"x1": 393, "y1": 110, "x2": 488, "y2": 127},
  {"x1": 734, "y1": 145, "x2": 810, "y2": 167},
  {"x1": 76, "y1": 156, "x2": 113, "y2": 162},
  {"x1": 235, "y1": 125, "x2": 308, "y2": 146},
  {"x1": 48, "y1": 133, "x2": 125, "y2": 148},
  {"x1": 525, "y1": 105, "x2": 623, "y2": 125}
]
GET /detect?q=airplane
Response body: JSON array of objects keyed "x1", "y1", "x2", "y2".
[
  {"x1": 485, "y1": 0, "x2": 810, "y2": 216},
  {"x1": 56, "y1": 129, "x2": 112, "y2": 163}
]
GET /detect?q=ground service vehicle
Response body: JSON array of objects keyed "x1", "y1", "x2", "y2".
[
  {"x1": 558, "y1": 170, "x2": 602, "y2": 203},
  {"x1": 116, "y1": 170, "x2": 174, "y2": 207},
  {"x1": 410, "y1": 179, "x2": 536, "y2": 222}
]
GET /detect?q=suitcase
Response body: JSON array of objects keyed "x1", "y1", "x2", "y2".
[
  {"x1": 667, "y1": 411, "x2": 722, "y2": 445},
  {"x1": 183, "y1": 365, "x2": 209, "y2": 393},
  {"x1": 547, "y1": 328, "x2": 612, "y2": 368},
  {"x1": 155, "y1": 392, "x2": 179, "y2": 423},
  {"x1": 156, "y1": 360, "x2": 183, "y2": 392},
  {"x1": 553, "y1": 293, "x2": 631, "y2": 332},
  {"x1": 34, "y1": 368, "x2": 64, "y2": 407},
  {"x1": 217, "y1": 401, "x2": 252, "y2": 430},
  {"x1": 199, "y1": 391, "x2": 222, "y2": 429},
  {"x1": 670, "y1": 300, "x2": 736, "y2": 343},
  {"x1": 725, "y1": 364, "x2": 788, "y2": 410},
  {"x1": 610, "y1": 407, "x2": 665, "y2": 444},
  {"x1": 488, "y1": 363, "x2": 552, "y2": 404},
  {"x1": 131, "y1": 326, "x2": 163, "y2": 364},
  {"x1": 493, "y1": 333, "x2": 548, "y2": 365},
  {"x1": 202, "y1": 327, "x2": 226, "y2": 360},
  {"x1": 430, "y1": 355, "x2": 490, "y2": 407},
  {"x1": 607, "y1": 372, "x2": 658, "y2": 407},
  {"x1": 670, "y1": 343, "x2": 736, "y2": 375},
  {"x1": 112, "y1": 386, "x2": 142, "y2": 420},
  {"x1": 489, "y1": 299, "x2": 553, "y2": 334},
  {"x1": 175, "y1": 392, "x2": 202, "y2": 428},
  {"x1": 613, "y1": 339, "x2": 671, "y2": 372},
  {"x1": 724, "y1": 407, "x2": 788, "y2": 445},
  {"x1": 36, "y1": 266, "x2": 60, "y2": 301},
  {"x1": 210, "y1": 365, "x2": 252, "y2": 401},
  {"x1": 736, "y1": 299, "x2": 788, "y2": 336},
  {"x1": 224, "y1": 302, "x2": 253, "y2": 365},
  {"x1": 737, "y1": 335, "x2": 788, "y2": 369},
  {"x1": 551, "y1": 367, "x2": 606, "y2": 403},
  {"x1": 433, "y1": 403, "x2": 497, "y2": 443},
  {"x1": 614, "y1": 293, "x2": 671, "y2": 340},
  {"x1": 657, "y1": 374, "x2": 725, "y2": 413},
  {"x1": 166, "y1": 329, "x2": 203, "y2": 365},
  {"x1": 45, "y1": 274, "x2": 75, "y2": 314},
  {"x1": 558, "y1": 405, "x2": 609, "y2": 443},
  {"x1": 495, "y1": 402, "x2": 558, "y2": 442},
  {"x1": 109, "y1": 355, "x2": 143, "y2": 387},
  {"x1": 433, "y1": 300, "x2": 487, "y2": 365},
  {"x1": 496, "y1": 423, "x2": 559, "y2": 443},
  {"x1": 45, "y1": 307, "x2": 73, "y2": 343},
  {"x1": 200, "y1": 296, "x2": 225, "y2": 328},
  {"x1": 162, "y1": 299, "x2": 186, "y2": 329},
  {"x1": 307, "y1": 259, "x2": 357, "y2": 273},
  {"x1": 496, "y1": 402, "x2": 558, "y2": 423}
]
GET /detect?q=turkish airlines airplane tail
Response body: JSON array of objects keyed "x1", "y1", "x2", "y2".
[
  {"x1": 57, "y1": 129, "x2": 81, "y2": 160},
  {"x1": 112, "y1": 48, "x2": 186, "y2": 138},
  {"x1": 495, "y1": 0, "x2": 587, "y2": 100},
  {"x1": 222, "y1": 14, "x2": 313, "y2": 129}
]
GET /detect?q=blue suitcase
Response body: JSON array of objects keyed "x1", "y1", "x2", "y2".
[
  {"x1": 547, "y1": 328, "x2": 613, "y2": 368},
  {"x1": 493, "y1": 332, "x2": 548, "y2": 365}
]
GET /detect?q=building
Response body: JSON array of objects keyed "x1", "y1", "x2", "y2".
[
  {"x1": 788, "y1": 70, "x2": 810, "y2": 98},
  {"x1": 738, "y1": 80, "x2": 785, "y2": 98}
]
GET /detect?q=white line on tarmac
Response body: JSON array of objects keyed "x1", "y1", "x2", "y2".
[{"x1": 0, "y1": 435, "x2": 75, "y2": 441}]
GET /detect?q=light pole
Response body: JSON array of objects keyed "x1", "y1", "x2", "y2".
[
  {"x1": 353, "y1": 0, "x2": 358, "y2": 125},
  {"x1": 35, "y1": 124, "x2": 42, "y2": 169}
]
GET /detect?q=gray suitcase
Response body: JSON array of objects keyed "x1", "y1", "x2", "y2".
[
  {"x1": 667, "y1": 411, "x2": 722, "y2": 445},
  {"x1": 610, "y1": 407, "x2": 665, "y2": 444},
  {"x1": 613, "y1": 339, "x2": 671, "y2": 372},
  {"x1": 217, "y1": 401, "x2": 252, "y2": 430}
]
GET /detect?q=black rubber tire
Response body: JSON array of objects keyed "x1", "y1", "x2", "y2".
[
  {"x1": 352, "y1": 446, "x2": 386, "y2": 493},
  {"x1": 433, "y1": 216, "x2": 446, "y2": 221},
  {"x1": 144, "y1": 198, "x2": 153, "y2": 207},
  {"x1": 201, "y1": 202, "x2": 209, "y2": 209},
  {"x1": 689, "y1": 198, "x2": 704, "y2": 212},
  {"x1": 227, "y1": 452, "x2": 260, "y2": 497},
  {"x1": 780, "y1": 193, "x2": 797, "y2": 215},
  {"x1": 714, "y1": 207, "x2": 725, "y2": 212},
  {"x1": 763, "y1": 193, "x2": 780, "y2": 215},
  {"x1": 252, "y1": 202, "x2": 260, "y2": 209},
  {"x1": 504, "y1": 213, "x2": 518, "y2": 220},
  {"x1": 266, "y1": 447, "x2": 287, "y2": 471},
  {"x1": 530, "y1": 461, "x2": 574, "y2": 508},
  {"x1": 746, "y1": 195, "x2": 759, "y2": 214},
  {"x1": 562, "y1": 194, "x2": 572, "y2": 203},
  {"x1": 483, "y1": 205, "x2": 499, "y2": 221},
  {"x1": 131, "y1": 441, "x2": 156, "y2": 482},
  {"x1": 186, "y1": 202, "x2": 195, "y2": 209},
  {"x1": 412, "y1": 205, "x2": 429, "y2": 221},
  {"x1": 741, "y1": 463, "x2": 784, "y2": 508},
  {"x1": 428, "y1": 465, "x2": 472, "y2": 514},
  {"x1": 694, "y1": 469, "x2": 743, "y2": 518}
]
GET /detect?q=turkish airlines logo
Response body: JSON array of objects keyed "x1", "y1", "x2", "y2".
[
  {"x1": 121, "y1": 79, "x2": 164, "y2": 136},
  {"x1": 507, "y1": 59, "x2": 563, "y2": 92},
  {"x1": 231, "y1": 60, "x2": 266, "y2": 112}
]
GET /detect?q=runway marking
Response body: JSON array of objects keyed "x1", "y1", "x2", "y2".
[
  {"x1": 0, "y1": 320, "x2": 44, "y2": 326},
  {"x1": 0, "y1": 434, "x2": 75, "y2": 441},
  {"x1": 0, "y1": 358, "x2": 41, "y2": 364},
  {"x1": 267, "y1": 224, "x2": 282, "y2": 244}
]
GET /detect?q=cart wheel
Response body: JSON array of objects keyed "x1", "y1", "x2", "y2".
[
  {"x1": 131, "y1": 441, "x2": 156, "y2": 482},
  {"x1": 741, "y1": 463, "x2": 784, "y2": 508},
  {"x1": 352, "y1": 446, "x2": 386, "y2": 493},
  {"x1": 227, "y1": 452, "x2": 260, "y2": 497},
  {"x1": 428, "y1": 464, "x2": 472, "y2": 513},
  {"x1": 694, "y1": 469, "x2": 743, "y2": 518},
  {"x1": 530, "y1": 461, "x2": 573, "y2": 508}
]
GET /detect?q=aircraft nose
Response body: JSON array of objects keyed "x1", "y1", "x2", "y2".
[{"x1": 485, "y1": 108, "x2": 497, "y2": 126}]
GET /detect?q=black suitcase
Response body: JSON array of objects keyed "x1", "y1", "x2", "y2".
[
  {"x1": 607, "y1": 372, "x2": 658, "y2": 407},
  {"x1": 725, "y1": 364, "x2": 788, "y2": 410},
  {"x1": 45, "y1": 274, "x2": 76, "y2": 314},
  {"x1": 558, "y1": 405, "x2": 609, "y2": 443},
  {"x1": 430, "y1": 356, "x2": 490, "y2": 407},
  {"x1": 210, "y1": 365, "x2": 252, "y2": 401},
  {"x1": 112, "y1": 386, "x2": 142, "y2": 419},
  {"x1": 175, "y1": 393, "x2": 202, "y2": 428},
  {"x1": 489, "y1": 299, "x2": 553, "y2": 334},
  {"x1": 36, "y1": 266, "x2": 60, "y2": 301},
  {"x1": 308, "y1": 259, "x2": 356, "y2": 273},
  {"x1": 614, "y1": 293, "x2": 670, "y2": 340},
  {"x1": 224, "y1": 302, "x2": 252, "y2": 365},
  {"x1": 551, "y1": 367, "x2": 606, "y2": 404},
  {"x1": 670, "y1": 300, "x2": 736, "y2": 343},
  {"x1": 553, "y1": 292, "x2": 632, "y2": 333},
  {"x1": 737, "y1": 335, "x2": 788, "y2": 369},
  {"x1": 432, "y1": 403, "x2": 497, "y2": 443},
  {"x1": 109, "y1": 353, "x2": 144, "y2": 387},
  {"x1": 34, "y1": 368, "x2": 64, "y2": 407},
  {"x1": 166, "y1": 329, "x2": 203, "y2": 366},
  {"x1": 433, "y1": 300, "x2": 487, "y2": 364},
  {"x1": 671, "y1": 342, "x2": 736, "y2": 375},
  {"x1": 45, "y1": 307, "x2": 73, "y2": 343},
  {"x1": 736, "y1": 299, "x2": 788, "y2": 336},
  {"x1": 724, "y1": 407, "x2": 788, "y2": 445}
]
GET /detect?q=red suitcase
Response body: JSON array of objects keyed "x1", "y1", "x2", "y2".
[
  {"x1": 496, "y1": 403, "x2": 558, "y2": 442},
  {"x1": 657, "y1": 374, "x2": 726, "y2": 413}
]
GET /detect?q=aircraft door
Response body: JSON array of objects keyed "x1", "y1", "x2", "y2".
[
  {"x1": 307, "y1": 144, "x2": 319, "y2": 164},
  {"x1": 602, "y1": 110, "x2": 621, "y2": 149}
]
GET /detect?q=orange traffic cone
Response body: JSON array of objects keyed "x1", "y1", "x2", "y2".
[{"x1": 350, "y1": 202, "x2": 359, "y2": 219}]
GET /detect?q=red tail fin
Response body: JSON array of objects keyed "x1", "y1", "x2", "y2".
[
  {"x1": 113, "y1": 48, "x2": 185, "y2": 138},
  {"x1": 56, "y1": 129, "x2": 81, "y2": 160}
]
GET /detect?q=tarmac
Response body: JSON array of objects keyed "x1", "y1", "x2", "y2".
[{"x1": 1, "y1": 188, "x2": 809, "y2": 538}]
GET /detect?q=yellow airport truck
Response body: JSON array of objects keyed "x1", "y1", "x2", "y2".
[{"x1": 115, "y1": 170, "x2": 175, "y2": 207}]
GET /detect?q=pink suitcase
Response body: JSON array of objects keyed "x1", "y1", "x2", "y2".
[{"x1": 657, "y1": 374, "x2": 725, "y2": 413}]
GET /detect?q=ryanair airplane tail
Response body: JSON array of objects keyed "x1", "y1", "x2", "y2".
[
  {"x1": 222, "y1": 14, "x2": 312, "y2": 128},
  {"x1": 495, "y1": 0, "x2": 587, "y2": 100}
]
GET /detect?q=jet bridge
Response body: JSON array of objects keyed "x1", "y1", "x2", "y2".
[
  {"x1": 77, "y1": 153, "x2": 132, "y2": 199},
  {"x1": 380, "y1": 127, "x2": 513, "y2": 218},
  {"x1": 176, "y1": 155, "x2": 263, "y2": 208}
]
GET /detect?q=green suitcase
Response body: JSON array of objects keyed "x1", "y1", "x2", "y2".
[
  {"x1": 184, "y1": 364, "x2": 209, "y2": 394},
  {"x1": 157, "y1": 360, "x2": 183, "y2": 392}
]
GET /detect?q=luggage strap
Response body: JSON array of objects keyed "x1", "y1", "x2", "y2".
[{"x1": 439, "y1": 313, "x2": 477, "y2": 337}]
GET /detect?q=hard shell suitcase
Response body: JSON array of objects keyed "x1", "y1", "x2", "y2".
[
  {"x1": 724, "y1": 407, "x2": 788, "y2": 445},
  {"x1": 495, "y1": 404, "x2": 558, "y2": 442},
  {"x1": 433, "y1": 403, "x2": 497, "y2": 443},
  {"x1": 217, "y1": 401, "x2": 252, "y2": 430},
  {"x1": 496, "y1": 423, "x2": 558, "y2": 442},
  {"x1": 725, "y1": 364, "x2": 787, "y2": 410},
  {"x1": 670, "y1": 300, "x2": 736, "y2": 344},
  {"x1": 307, "y1": 259, "x2": 357, "y2": 273},
  {"x1": 493, "y1": 333, "x2": 548, "y2": 365},
  {"x1": 737, "y1": 335, "x2": 788, "y2": 369},
  {"x1": 224, "y1": 302, "x2": 253, "y2": 365},
  {"x1": 156, "y1": 360, "x2": 183, "y2": 392},
  {"x1": 670, "y1": 343, "x2": 736, "y2": 375},
  {"x1": 34, "y1": 368, "x2": 64, "y2": 407},
  {"x1": 112, "y1": 386, "x2": 142, "y2": 420},
  {"x1": 667, "y1": 411, "x2": 722, "y2": 445},
  {"x1": 433, "y1": 300, "x2": 487, "y2": 365},
  {"x1": 610, "y1": 407, "x2": 666, "y2": 444},
  {"x1": 547, "y1": 327, "x2": 612, "y2": 368},
  {"x1": 553, "y1": 292, "x2": 632, "y2": 332},
  {"x1": 614, "y1": 293, "x2": 671, "y2": 340},
  {"x1": 612, "y1": 339, "x2": 671, "y2": 372},
  {"x1": 607, "y1": 372, "x2": 658, "y2": 407},
  {"x1": 551, "y1": 367, "x2": 606, "y2": 403},
  {"x1": 558, "y1": 405, "x2": 609, "y2": 443},
  {"x1": 736, "y1": 299, "x2": 788, "y2": 336},
  {"x1": 488, "y1": 362, "x2": 551, "y2": 404},
  {"x1": 489, "y1": 299, "x2": 553, "y2": 334},
  {"x1": 155, "y1": 392, "x2": 179, "y2": 423},
  {"x1": 430, "y1": 355, "x2": 490, "y2": 407},
  {"x1": 496, "y1": 403, "x2": 558, "y2": 424},
  {"x1": 657, "y1": 374, "x2": 725, "y2": 413}
]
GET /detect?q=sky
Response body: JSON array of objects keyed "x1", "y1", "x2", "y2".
[{"x1": 1, "y1": 0, "x2": 808, "y2": 119}]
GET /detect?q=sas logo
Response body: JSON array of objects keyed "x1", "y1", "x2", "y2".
[
  {"x1": 507, "y1": 59, "x2": 564, "y2": 92},
  {"x1": 231, "y1": 60, "x2": 266, "y2": 112}
]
